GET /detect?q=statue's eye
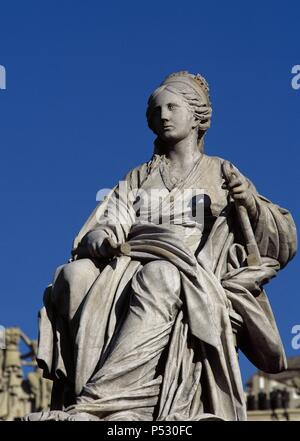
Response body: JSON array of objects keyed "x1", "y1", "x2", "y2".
[{"x1": 168, "y1": 103, "x2": 176, "y2": 110}]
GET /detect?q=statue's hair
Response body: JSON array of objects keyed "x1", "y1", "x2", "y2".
[{"x1": 146, "y1": 71, "x2": 212, "y2": 153}]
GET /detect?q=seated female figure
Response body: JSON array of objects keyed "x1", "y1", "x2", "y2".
[{"x1": 34, "y1": 72, "x2": 297, "y2": 421}]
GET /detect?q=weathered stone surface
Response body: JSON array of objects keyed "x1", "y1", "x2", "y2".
[{"x1": 26, "y1": 71, "x2": 297, "y2": 421}]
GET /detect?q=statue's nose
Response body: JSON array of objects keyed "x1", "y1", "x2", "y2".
[{"x1": 160, "y1": 108, "x2": 170, "y2": 121}]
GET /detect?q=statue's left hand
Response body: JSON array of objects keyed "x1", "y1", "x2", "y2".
[{"x1": 222, "y1": 162, "x2": 257, "y2": 219}]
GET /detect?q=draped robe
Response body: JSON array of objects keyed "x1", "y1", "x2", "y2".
[{"x1": 36, "y1": 153, "x2": 297, "y2": 421}]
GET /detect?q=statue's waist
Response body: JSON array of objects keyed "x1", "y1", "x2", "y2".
[{"x1": 129, "y1": 221, "x2": 203, "y2": 254}]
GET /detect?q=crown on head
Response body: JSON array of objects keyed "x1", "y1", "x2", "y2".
[{"x1": 161, "y1": 71, "x2": 211, "y2": 105}]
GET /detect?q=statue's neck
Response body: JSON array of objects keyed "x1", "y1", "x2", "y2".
[{"x1": 164, "y1": 135, "x2": 201, "y2": 170}]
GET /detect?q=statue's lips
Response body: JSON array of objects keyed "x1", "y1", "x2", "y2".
[{"x1": 162, "y1": 125, "x2": 174, "y2": 131}]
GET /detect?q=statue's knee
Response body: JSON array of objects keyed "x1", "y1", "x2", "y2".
[
  {"x1": 58, "y1": 259, "x2": 98, "y2": 286},
  {"x1": 141, "y1": 260, "x2": 181, "y2": 294},
  {"x1": 52, "y1": 259, "x2": 99, "y2": 312}
]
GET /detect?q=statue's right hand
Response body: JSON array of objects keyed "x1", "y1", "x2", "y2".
[{"x1": 79, "y1": 230, "x2": 116, "y2": 258}]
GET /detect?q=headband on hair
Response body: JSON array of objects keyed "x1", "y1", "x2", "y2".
[{"x1": 161, "y1": 71, "x2": 211, "y2": 106}]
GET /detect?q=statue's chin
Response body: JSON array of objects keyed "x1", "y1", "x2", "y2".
[{"x1": 157, "y1": 131, "x2": 191, "y2": 147}]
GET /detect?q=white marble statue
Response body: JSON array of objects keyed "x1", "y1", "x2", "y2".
[{"x1": 27, "y1": 71, "x2": 297, "y2": 421}]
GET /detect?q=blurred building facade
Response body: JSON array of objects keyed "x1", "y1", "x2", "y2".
[
  {"x1": 246, "y1": 356, "x2": 300, "y2": 420},
  {"x1": 0, "y1": 327, "x2": 52, "y2": 420}
]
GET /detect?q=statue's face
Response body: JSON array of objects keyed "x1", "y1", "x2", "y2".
[{"x1": 150, "y1": 89, "x2": 195, "y2": 144}]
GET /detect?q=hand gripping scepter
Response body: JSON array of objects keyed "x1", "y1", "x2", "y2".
[{"x1": 222, "y1": 161, "x2": 262, "y2": 267}]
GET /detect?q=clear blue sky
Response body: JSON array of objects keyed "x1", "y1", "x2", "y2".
[{"x1": 0, "y1": 0, "x2": 299, "y2": 384}]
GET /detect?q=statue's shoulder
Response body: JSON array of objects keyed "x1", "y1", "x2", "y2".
[
  {"x1": 204, "y1": 155, "x2": 258, "y2": 194},
  {"x1": 123, "y1": 161, "x2": 150, "y2": 189},
  {"x1": 203, "y1": 154, "x2": 245, "y2": 176},
  {"x1": 202, "y1": 154, "x2": 231, "y2": 174},
  {"x1": 123, "y1": 156, "x2": 163, "y2": 188},
  {"x1": 203, "y1": 154, "x2": 232, "y2": 165}
]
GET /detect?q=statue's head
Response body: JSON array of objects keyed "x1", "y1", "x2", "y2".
[{"x1": 146, "y1": 71, "x2": 212, "y2": 153}]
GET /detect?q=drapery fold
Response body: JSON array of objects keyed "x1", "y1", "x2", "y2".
[{"x1": 36, "y1": 155, "x2": 297, "y2": 420}]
